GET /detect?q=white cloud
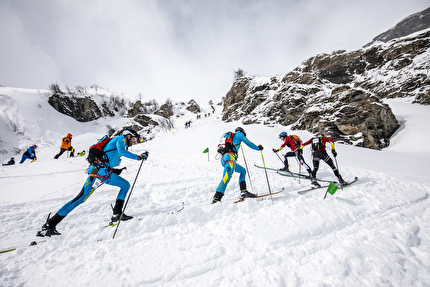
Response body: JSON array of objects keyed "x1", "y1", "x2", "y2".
[{"x1": 1, "y1": 0, "x2": 429, "y2": 104}]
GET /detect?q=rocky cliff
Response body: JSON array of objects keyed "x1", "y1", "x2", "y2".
[{"x1": 222, "y1": 27, "x2": 430, "y2": 150}]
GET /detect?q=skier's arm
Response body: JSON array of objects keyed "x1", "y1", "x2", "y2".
[
  {"x1": 116, "y1": 139, "x2": 139, "y2": 160},
  {"x1": 323, "y1": 137, "x2": 336, "y2": 156},
  {"x1": 236, "y1": 133, "x2": 260, "y2": 151},
  {"x1": 301, "y1": 138, "x2": 312, "y2": 147}
]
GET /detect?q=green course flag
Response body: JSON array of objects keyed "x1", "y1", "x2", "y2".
[
  {"x1": 203, "y1": 148, "x2": 209, "y2": 153},
  {"x1": 327, "y1": 181, "x2": 339, "y2": 195}
]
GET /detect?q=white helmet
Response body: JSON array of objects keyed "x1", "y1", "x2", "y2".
[{"x1": 122, "y1": 129, "x2": 138, "y2": 138}]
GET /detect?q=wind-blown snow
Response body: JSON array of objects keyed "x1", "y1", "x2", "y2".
[{"x1": 0, "y1": 88, "x2": 429, "y2": 286}]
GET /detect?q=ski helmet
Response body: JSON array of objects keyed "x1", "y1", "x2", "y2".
[
  {"x1": 279, "y1": 132, "x2": 288, "y2": 139},
  {"x1": 316, "y1": 133, "x2": 325, "y2": 137},
  {"x1": 235, "y1": 127, "x2": 246, "y2": 136},
  {"x1": 122, "y1": 129, "x2": 138, "y2": 138},
  {"x1": 32, "y1": 144, "x2": 38, "y2": 148}
]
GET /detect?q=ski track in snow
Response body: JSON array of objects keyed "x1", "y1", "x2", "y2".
[{"x1": 0, "y1": 91, "x2": 429, "y2": 286}]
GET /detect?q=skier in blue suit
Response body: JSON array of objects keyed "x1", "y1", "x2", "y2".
[
  {"x1": 38, "y1": 129, "x2": 149, "y2": 236},
  {"x1": 212, "y1": 127, "x2": 263, "y2": 203},
  {"x1": 19, "y1": 145, "x2": 37, "y2": 164}
]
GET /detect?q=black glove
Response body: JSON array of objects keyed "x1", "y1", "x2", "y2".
[
  {"x1": 138, "y1": 151, "x2": 149, "y2": 161},
  {"x1": 272, "y1": 148, "x2": 278, "y2": 153},
  {"x1": 258, "y1": 145, "x2": 264, "y2": 150},
  {"x1": 332, "y1": 150, "x2": 337, "y2": 157},
  {"x1": 112, "y1": 167, "x2": 126, "y2": 175}
]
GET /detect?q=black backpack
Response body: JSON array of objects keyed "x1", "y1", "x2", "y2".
[
  {"x1": 86, "y1": 136, "x2": 114, "y2": 164},
  {"x1": 217, "y1": 132, "x2": 237, "y2": 155}
]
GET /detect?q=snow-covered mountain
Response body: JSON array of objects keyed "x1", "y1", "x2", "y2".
[
  {"x1": 0, "y1": 87, "x2": 429, "y2": 286},
  {"x1": 222, "y1": 28, "x2": 430, "y2": 150}
]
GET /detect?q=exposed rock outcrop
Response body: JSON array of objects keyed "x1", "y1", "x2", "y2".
[{"x1": 223, "y1": 28, "x2": 430, "y2": 149}]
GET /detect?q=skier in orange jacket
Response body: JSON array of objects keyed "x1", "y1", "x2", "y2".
[{"x1": 54, "y1": 133, "x2": 75, "y2": 159}]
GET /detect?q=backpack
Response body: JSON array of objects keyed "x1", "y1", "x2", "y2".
[
  {"x1": 217, "y1": 132, "x2": 237, "y2": 155},
  {"x1": 86, "y1": 136, "x2": 113, "y2": 164},
  {"x1": 290, "y1": 135, "x2": 302, "y2": 148},
  {"x1": 311, "y1": 137, "x2": 325, "y2": 151}
]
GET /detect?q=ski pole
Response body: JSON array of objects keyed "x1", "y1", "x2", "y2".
[
  {"x1": 260, "y1": 148, "x2": 272, "y2": 194},
  {"x1": 112, "y1": 159, "x2": 145, "y2": 239},
  {"x1": 275, "y1": 152, "x2": 297, "y2": 180},
  {"x1": 240, "y1": 144, "x2": 254, "y2": 191},
  {"x1": 334, "y1": 155, "x2": 343, "y2": 190},
  {"x1": 294, "y1": 155, "x2": 302, "y2": 184}
]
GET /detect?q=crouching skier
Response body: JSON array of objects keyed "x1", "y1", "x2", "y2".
[
  {"x1": 212, "y1": 127, "x2": 263, "y2": 203},
  {"x1": 38, "y1": 129, "x2": 149, "y2": 237}
]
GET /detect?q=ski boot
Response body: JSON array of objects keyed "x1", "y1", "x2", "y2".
[
  {"x1": 310, "y1": 173, "x2": 321, "y2": 188},
  {"x1": 211, "y1": 191, "x2": 224, "y2": 204},
  {"x1": 239, "y1": 181, "x2": 256, "y2": 199},
  {"x1": 338, "y1": 176, "x2": 347, "y2": 187},
  {"x1": 37, "y1": 213, "x2": 64, "y2": 237},
  {"x1": 111, "y1": 199, "x2": 133, "y2": 223},
  {"x1": 279, "y1": 166, "x2": 289, "y2": 172}
]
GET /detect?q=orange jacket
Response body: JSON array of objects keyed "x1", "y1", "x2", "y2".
[{"x1": 60, "y1": 133, "x2": 73, "y2": 149}]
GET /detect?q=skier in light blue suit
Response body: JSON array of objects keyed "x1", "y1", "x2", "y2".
[
  {"x1": 212, "y1": 127, "x2": 263, "y2": 203},
  {"x1": 38, "y1": 129, "x2": 149, "y2": 237}
]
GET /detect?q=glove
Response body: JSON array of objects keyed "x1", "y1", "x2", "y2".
[
  {"x1": 332, "y1": 150, "x2": 337, "y2": 157},
  {"x1": 112, "y1": 167, "x2": 126, "y2": 175},
  {"x1": 258, "y1": 145, "x2": 264, "y2": 150},
  {"x1": 138, "y1": 151, "x2": 149, "y2": 161},
  {"x1": 272, "y1": 148, "x2": 279, "y2": 153}
]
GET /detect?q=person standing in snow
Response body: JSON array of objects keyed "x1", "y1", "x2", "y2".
[
  {"x1": 212, "y1": 127, "x2": 263, "y2": 203},
  {"x1": 54, "y1": 133, "x2": 75, "y2": 159},
  {"x1": 19, "y1": 145, "x2": 37, "y2": 164},
  {"x1": 300, "y1": 133, "x2": 346, "y2": 187},
  {"x1": 38, "y1": 129, "x2": 149, "y2": 237},
  {"x1": 272, "y1": 132, "x2": 313, "y2": 178},
  {"x1": 2, "y1": 157, "x2": 15, "y2": 166}
]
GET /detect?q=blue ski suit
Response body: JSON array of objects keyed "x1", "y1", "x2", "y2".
[
  {"x1": 216, "y1": 132, "x2": 260, "y2": 194},
  {"x1": 19, "y1": 146, "x2": 36, "y2": 164},
  {"x1": 57, "y1": 135, "x2": 140, "y2": 217}
]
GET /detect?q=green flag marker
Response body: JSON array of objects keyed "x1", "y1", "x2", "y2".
[
  {"x1": 203, "y1": 148, "x2": 209, "y2": 153},
  {"x1": 327, "y1": 181, "x2": 339, "y2": 195}
]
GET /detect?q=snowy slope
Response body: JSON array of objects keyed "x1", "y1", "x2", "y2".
[{"x1": 0, "y1": 89, "x2": 429, "y2": 287}]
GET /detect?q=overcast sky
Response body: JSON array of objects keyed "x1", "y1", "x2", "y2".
[{"x1": 1, "y1": 0, "x2": 429, "y2": 105}]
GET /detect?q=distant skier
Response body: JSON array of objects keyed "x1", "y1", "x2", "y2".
[
  {"x1": 54, "y1": 133, "x2": 75, "y2": 159},
  {"x1": 38, "y1": 129, "x2": 149, "y2": 237},
  {"x1": 212, "y1": 127, "x2": 263, "y2": 203},
  {"x1": 272, "y1": 132, "x2": 313, "y2": 178},
  {"x1": 2, "y1": 157, "x2": 15, "y2": 166},
  {"x1": 19, "y1": 145, "x2": 37, "y2": 164},
  {"x1": 300, "y1": 133, "x2": 346, "y2": 187}
]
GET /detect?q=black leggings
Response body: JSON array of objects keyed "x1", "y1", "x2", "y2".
[
  {"x1": 312, "y1": 151, "x2": 340, "y2": 178},
  {"x1": 54, "y1": 147, "x2": 74, "y2": 159}
]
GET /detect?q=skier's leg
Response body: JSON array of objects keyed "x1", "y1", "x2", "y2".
[
  {"x1": 54, "y1": 149, "x2": 66, "y2": 159},
  {"x1": 280, "y1": 154, "x2": 289, "y2": 171},
  {"x1": 19, "y1": 155, "x2": 29, "y2": 164},
  {"x1": 104, "y1": 172, "x2": 134, "y2": 221},
  {"x1": 323, "y1": 155, "x2": 345, "y2": 184},
  {"x1": 236, "y1": 164, "x2": 256, "y2": 198},
  {"x1": 105, "y1": 173, "x2": 131, "y2": 202},
  {"x1": 213, "y1": 154, "x2": 235, "y2": 202},
  {"x1": 297, "y1": 153, "x2": 312, "y2": 174},
  {"x1": 56, "y1": 175, "x2": 97, "y2": 217}
]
